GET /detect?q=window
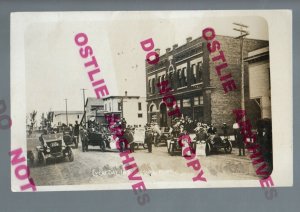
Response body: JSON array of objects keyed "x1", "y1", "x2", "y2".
[
  {"x1": 104, "y1": 104, "x2": 107, "y2": 111},
  {"x1": 161, "y1": 74, "x2": 165, "y2": 82},
  {"x1": 148, "y1": 79, "x2": 151, "y2": 94},
  {"x1": 192, "y1": 64, "x2": 197, "y2": 84},
  {"x1": 138, "y1": 113, "x2": 143, "y2": 118},
  {"x1": 182, "y1": 68, "x2": 187, "y2": 86},
  {"x1": 194, "y1": 97, "x2": 200, "y2": 106},
  {"x1": 177, "y1": 69, "x2": 181, "y2": 87},
  {"x1": 157, "y1": 76, "x2": 161, "y2": 85},
  {"x1": 194, "y1": 96, "x2": 204, "y2": 106},
  {"x1": 118, "y1": 102, "x2": 122, "y2": 111},
  {"x1": 138, "y1": 102, "x2": 142, "y2": 111},
  {"x1": 176, "y1": 99, "x2": 181, "y2": 108},
  {"x1": 200, "y1": 96, "x2": 204, "y2": 105},
  {"x1": 197, "y1": 61, "x2": 203, "y2": 82},
  {"x1": 183, "y1": 98, "x2": 191, "y2": 107},
  {"x1": 151, "y1": 78, "x2": 155, "y2": 94},
  {"x1": 169, "y1": 72, "x2": 174, "y2": 88}
]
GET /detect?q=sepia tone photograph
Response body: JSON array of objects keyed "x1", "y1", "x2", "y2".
[{"x1": 10, "y1": 11, "x2": 292, "y2": 191}]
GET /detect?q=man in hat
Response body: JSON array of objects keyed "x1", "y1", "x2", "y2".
[
  {"x1": 80, "y1": 126, "x2": 89, "y2": 152},
  {"x1": 221, "y1": 123, "x2": 228, "y2": 138}
]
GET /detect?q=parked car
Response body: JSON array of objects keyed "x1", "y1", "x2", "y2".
[
  {"x1": 86, "y1": 129, "x2": 109, "y2": 152},
  {"x1": 167, "y1": 133, "x2": 196, "y2": 156},
  {"x1": 35, "y1": 133, "x2": 74, "y2": 165},
  {"x1": 202, "y1": 134, "x2": 232, "y2": 155}
]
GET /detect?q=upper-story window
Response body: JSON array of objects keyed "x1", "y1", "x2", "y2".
[
  {"x1": 178, "y1": 68, "x2": 187, "y2": 87},
  {"x1": 157, "y1": 76, "x2": 161, "y2": 85},
  {"x1": 182, "y1": 68, "x2": 187, "y2": 87},
  {"x1": 168, "y1": 66, "x2": 175, "y2": 88},
  {"x1": 138, "y1": 102, "x2": 142, "y2": 111},
  {"x1": 197, "y1": 61, "x2": 203, "y2": 83},
  {"x1": 177, "y1": 69, "x2": 181, "y2": 87},
  {"x1": 148, "y1": 79, "x2": 152, "y2": 94},
  {"x1": 192, "y1": 64, "x2": 197, "y2": 84},
  {"x1": 151, "y1": 78, "x2": 156, "y2": 94}
]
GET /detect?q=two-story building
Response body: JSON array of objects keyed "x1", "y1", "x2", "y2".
[
  {"x1": 81, "y1": 97, "x2": 105, "y2": 125},
  {"x1": 103, "y1": 94, "x2": 147, "y2": 127},
  {"x1": 146, "y1": 35, "x2": 269, "y2": 130}
]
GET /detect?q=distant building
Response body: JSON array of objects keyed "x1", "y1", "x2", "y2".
[
  {"x1": 145, "y1": 35, "x2": 269, "y2": 130},
  {"x1": 52, "y1": 111, "x2": 84, "y2": 126},
  {"x1": 103, "y1": 95, "x2": 147, "y2": 127},
  {"x1": 81, "y1": 97, "x2": 105, "y2": 125},
  {"x1": 245, "y1": 47, "x2": 271, "y2": 119}
]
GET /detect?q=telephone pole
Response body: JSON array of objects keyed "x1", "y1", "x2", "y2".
[
  {"x1": 233, "y1": 23, "x2": 249, "y2": 117},
  {"x1": 64, "y1": 98, "x2": 68, "y2": 126},
  {"x1": 81, "y1": 88, "x2": 87, "y2": 127}
]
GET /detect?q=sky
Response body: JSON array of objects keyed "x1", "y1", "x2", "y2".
[{"x1": 24, "y1": 12, "x2": 268, "y2": 116}]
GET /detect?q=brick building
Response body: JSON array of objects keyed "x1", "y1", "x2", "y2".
[{"x1": 145, "y1": 35, "x2": 269, "y2": 131}]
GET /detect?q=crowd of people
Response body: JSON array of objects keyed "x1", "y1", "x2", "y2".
[{"x1": 38, "y1": 114, "x2": 272, "y2": 165}]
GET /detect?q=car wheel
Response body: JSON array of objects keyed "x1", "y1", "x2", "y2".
[
  {"x1": 38, "y1": 152, "x2": 46, "y2": 166},
  {"x1": 205, "y1": 143, "x2": 211, "y2": 156},
  {"x1": 170, "y1": 143, "x2": 175, "y2": 156},
  {"x1": 68, "y1": 148, "x2": 74, "y2": 162},
  {"x1": 143, "y1": 142, "x2": 148, "y2": 149},
  {"x1": 224, "y1": 140, "x2": 233, "y2": 154},
  {"x1": 100, "y1": 141, "x2": 106, "y2": 152},
  {"x1": 75, "y1": 138, "x2": 78, "y2": 149},
  {"x1": 27, "y1": 150, "x2": 35, "y2": 167}
]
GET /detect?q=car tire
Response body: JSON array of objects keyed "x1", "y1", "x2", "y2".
[
  {"x1": 100, "y1": 141, "x2": 106, "y2": 152},
  {"x1": 205, "y1": 143, "x2": 211, "y2": 156},
  {"x1": 38, "y1": 152, "x2": 46, "y2": 166},
  {"x1": 224, "y1": 140, "x2": 233, "y2": 154},
  {"x1": 170, "y1": 143, "x2": 175, "y2": 156},
  {"x1": 68, "y1": 148, "x2": 74, "y2": 162}
]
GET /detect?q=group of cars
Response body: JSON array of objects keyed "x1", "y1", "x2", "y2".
[
  {"x1": 152, "y1": 127, "x2": 233, "y2": 156},
  {"x1": 27, "y1": 126, "x2": 79, "y2": 166},
  {"x1": 27, "y1": 123, "x2": 233, "y2": 166}
]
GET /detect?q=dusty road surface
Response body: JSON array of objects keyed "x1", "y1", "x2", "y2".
[{"x1": 27, "y1": 132, "x2": 259, "y2": 187}]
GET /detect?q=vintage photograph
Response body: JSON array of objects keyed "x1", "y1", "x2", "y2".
[{"x1": 10, "y1": 11, "x2": 292, "y2": 191}]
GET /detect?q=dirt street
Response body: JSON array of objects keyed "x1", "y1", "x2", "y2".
[{"x1": 27, "y1": 132, "x2": 259, "y2": 187}]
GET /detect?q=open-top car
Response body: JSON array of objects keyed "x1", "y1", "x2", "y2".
[
  {"x1": 167, "y1": 133, "x2": 197, "y2": 156},
  {"x1": 153, "y1": 127, "x2": 171, "y2": 147},
  {"x1": 86, "y1": 130, "x2": 108, "y2": 152},
  {"x1": 201, "y1": 133, "x2": 232, "y2": 155},
  {"x1": 35, "y1": 133, "x2": 74, "y2": 165}
]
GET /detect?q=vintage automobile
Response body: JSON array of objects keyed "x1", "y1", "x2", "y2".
[
  {"x1": 36, "y1": 133, "x2": 74, "y2": 165},
  {"x1": 202, "y1": 134, "x2": 232, "y2": 155},
  {"x1": 132, "y1": 127, "x2": 148, "y2": 149},
  {"x1": 167, "y1": 133, "x2": 197, "y2": 156},
  {"x1": 86, "y1": 129, "x2": 109, "y2": 152},
  {"x1": 153, "y1": 127, "x2": 171, "y2": 147}
]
